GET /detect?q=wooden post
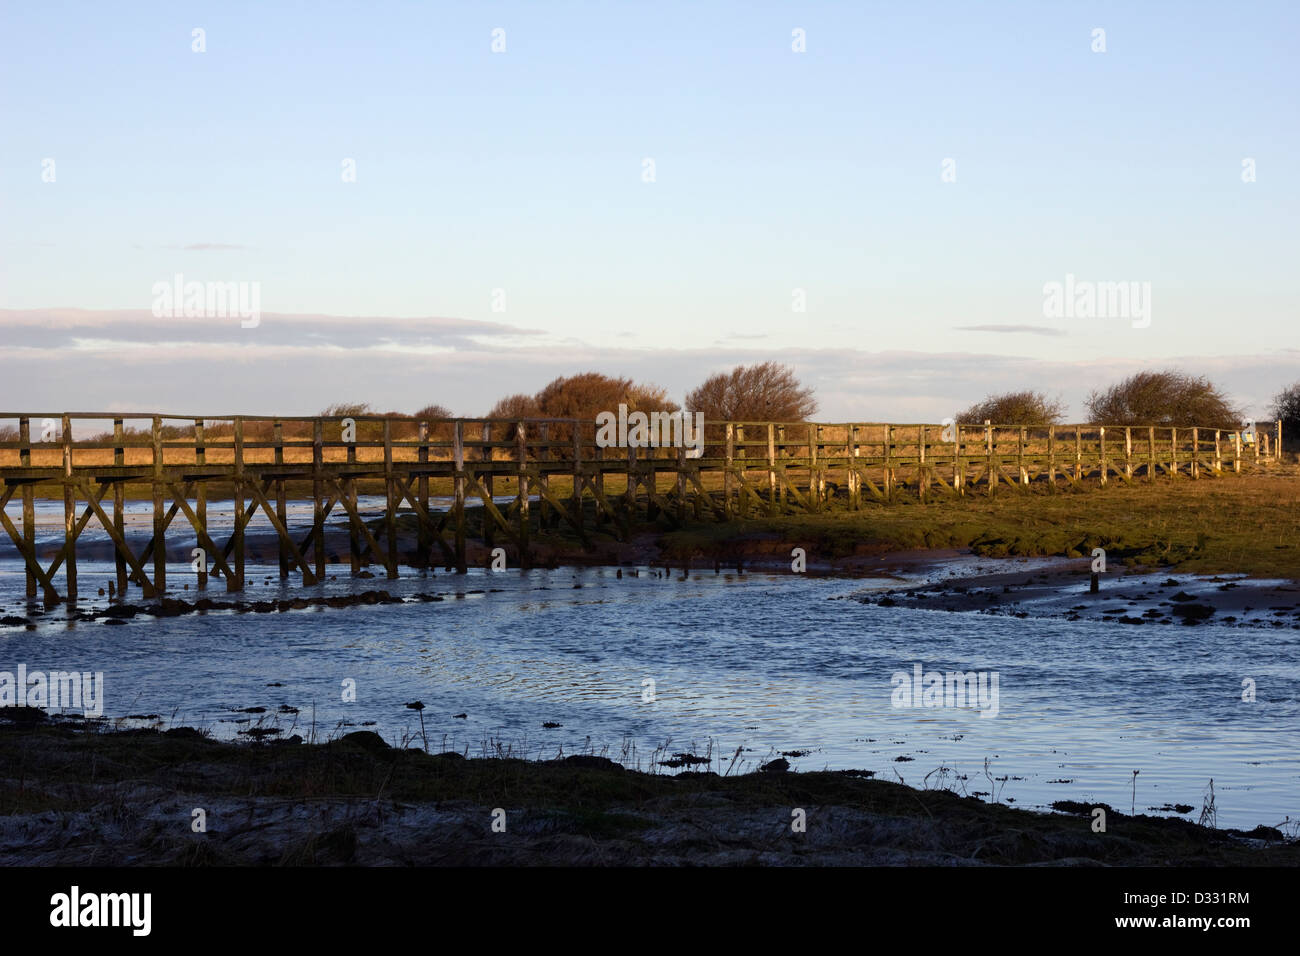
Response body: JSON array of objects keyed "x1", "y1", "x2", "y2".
[
  {"x1": 453, "y1": 421, "x2": 466, "y2": 573},
  {"x1": 777, "y1": 424, "x2": 787, "y2": 489},
  {"x1": 1124, "y1": 427, "x2": 1133, "y2": 480},
  {"x1": 735, "y1": 424, "x2": 746, "y2": 518},
  {"x1": 811, "y1": 421, "x2": 821, "y2": 504},
  {"x1": 150, "y1": 415, "x2": 164, "y2": 595},
  {"x1": 233, "y1": 417, "x2": 245, "y2": 591},
  {"x1": 1074, "y1": 427, "x2": 1082, "y2": 481},
  {"x1": 954, "y1": 424, "x2": 964, "y2": 497},
  {"x1": 275, "y1": 419, "x2": 289, "y2": 577},
  {"x1": 195, "y1": 419, "x2": 208, "y2": 589},
  {"x1": 984, "y1": 421, "x2": 993, "y2": 497},
  {"x1": 810, "y1": 424, "x2": 821, "y2": 509},
  {"x1": 1170, "y1": 427, "x2": 1177, "y2": 479},
  {"x1": 767, "y1": 423, "x2": 777, "y2": 510},
  {"x1": 1148, "y1": 426, "x2": 1156, "y2": 480},
  {"x1": 1099, "y1": 426, "x2": 1107, "y2": 485},
  {"x1": 626, "y1": 440, "x2": 637, "y2": 516},
  {"x1": 676, "y1": 441, "x2": 686, "y2": 521},
  {"x1": 482, "y1": 422, "x2": 495, "y2": 551},
  {"x1": 1277, "y1": 419, "x2": 1284, "y2": 461},
  {"x1": 383, "y1": 418, "x2": 397, "y2": 578},
  {"x1": 849, "y1": 424, "x2": 860, "y2": 508},
  {"x1": 918, "y1": 425, "x2": 927, "y2": 501},
  {"x1": 114, "y1": 418, "x2": 126, "y2": 596},
  {"x1": 885, "y1": 424, "x2": 895, "y2": 500},
  {"x1": 1233, "y1": 430, "x2": 1241, "y2": 473},
  {"x1": 19, "y1": 417, "x2": 35, "y2": 599},
  {"x1": 516, "y1": 422, "x2": 530, "y2": 566},
  {"x1": 593, "y1": 426, "x2": 606, "y2": 524},
  {"x1": 1017, "y1": 426, "x2": 1027, "y2": 486},
  {"x1": 724, "y1": 423, "x2": 734, "y2": 518},
  {"x1": 61, "y1": 414, "x2": 77, "y2": 606},
  {"x1": 313, "y1": 419, "x2": 326, "y2": 582},
  {"x1": 644, "y1": 431, "x2": 655, "y2": 519},
  {"x1": 1047, "y1": 425, "x2": 1055, "y2": 490},
  {"x1": 1214, "y1": 429, "x2": 1221, "y2": 473},
  {"x1": 417, "y1": 420, "x2": 430, "y2": 568},
  {"x1": 539, "y1": 422, "x2": 551, "y2": 529},
  {"x1": 572, "y1": 423, "x2": 584, "y2": 533},
  {"x1": 1191, "y1": 427, "x2": 1199, "y2": 479}
]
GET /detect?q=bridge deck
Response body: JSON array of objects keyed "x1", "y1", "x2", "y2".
[{"x1": 0, "y1": 413, "x2": 1280, "y2": 605}]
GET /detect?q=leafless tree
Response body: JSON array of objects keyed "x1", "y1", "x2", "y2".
[
  {"x1": 685, "y1": 362, "x2": 817, "y2": 422},
  {"x1": 956, "y1": 390, "x2": 1065, "y2": 425}
]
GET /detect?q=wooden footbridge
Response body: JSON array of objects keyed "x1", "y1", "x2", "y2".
[{"x1": 0, "y1": 412, "x2": 1282, "y2": 605}]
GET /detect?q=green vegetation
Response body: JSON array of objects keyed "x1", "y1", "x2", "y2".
[
  {"x1": 1086, "y1": 369, "x2": 1242, "y2": 430},
  {"x1": 656, "y1": 472, "x2": 1300, "y2": 579}
]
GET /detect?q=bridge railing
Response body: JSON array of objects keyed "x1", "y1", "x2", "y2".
[{"x1": 0, "y1": 413, "x2": 1282, "y2": 472}]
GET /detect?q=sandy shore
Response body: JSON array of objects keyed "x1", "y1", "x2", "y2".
[{"x1": 854, "y1": 559, "x2": 1300, "y2": 629}]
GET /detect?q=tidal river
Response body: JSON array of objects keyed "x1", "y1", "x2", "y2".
[{"x1": 1, "y1": 501, "x2": 1297, "y2": 832}]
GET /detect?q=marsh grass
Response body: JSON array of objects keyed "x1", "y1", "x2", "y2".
[
  {"x1": 658, "y1": 469, "x2": 1300, "y2": 580},
  {"x1": 2, "y1": 723, "x2": 1296, "y2": 865}
]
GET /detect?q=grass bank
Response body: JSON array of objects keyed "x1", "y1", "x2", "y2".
[
  {"x1": 655, "y1": 471, "x2": 1300, "y2": 580},
  {"x1": 1, "y1": 717, "x2": 1294, "y2": 866}
]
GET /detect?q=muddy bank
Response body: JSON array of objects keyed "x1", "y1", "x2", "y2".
[
  {"x1": 0, "y1": 718, "x2": 1294, "y2": 866},
  {"x1": 854, "y1": 560, "x2": 1300, "y2": 630}
]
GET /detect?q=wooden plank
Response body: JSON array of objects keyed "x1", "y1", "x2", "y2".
[
  {"x1": 392, "y1": 475, "x2": 456, "y2": 565},
  {"x1": 164, "y1": 482, "x2": 235, "y2": 584},
  {"x1": 246, "y1": 480, "x2": 319, "y2": 585},
  {"x1": 531, "y1": 472, "x2": 590, "y2": 539},
  {"x1": 75, "y1": 478, "x2": 160, "y2": 597},
  {"x1": 578, "y1": 474, "x2": 626, "y2": 540},
  {"x1": 466, "y1": 474, "x2": 521, "y2": 545},
  {"x1": 0, "y1": 486, "x2": 60, "y2": 602},
  {"x1": 685, "y1": 469, "x2": 727, "y2": 519},
  {"x1": 330, "y1": 476, "x2": 393, "y2": 573}
]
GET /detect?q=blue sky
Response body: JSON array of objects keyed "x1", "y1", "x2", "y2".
[{"x1": 2, "y1": 1, "x2": 1297, "y2": 418}]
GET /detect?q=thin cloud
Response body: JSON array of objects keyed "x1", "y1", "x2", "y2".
[
  {"x1": 168, "y1": 243, "x2": 250, "y2": 252},
  {"x1": 954, "y1": 324, "x2": 1067, "y2": 337},
  {"x1": 0, "y1": 308, "x2": 543, "y2": 352}
]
